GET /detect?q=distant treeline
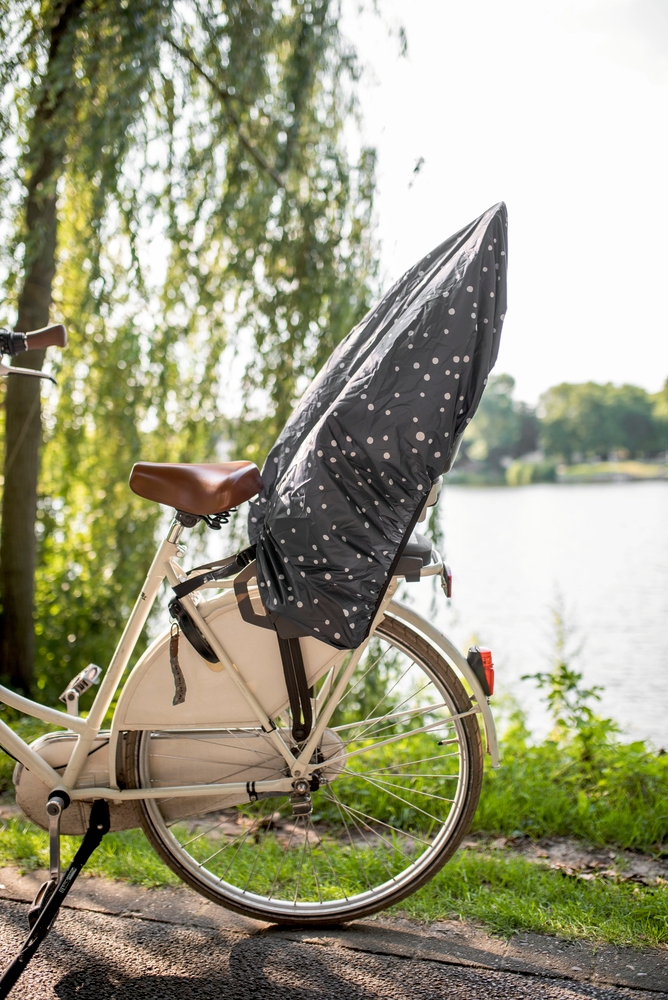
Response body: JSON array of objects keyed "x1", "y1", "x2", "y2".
[{"x1": 458, "y1": 374, "x2": 668, "y2": 480}]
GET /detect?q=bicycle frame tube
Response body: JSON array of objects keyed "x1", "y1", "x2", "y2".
[
  {"x1": 0, "y1": 519, "x2": 298, "y2": 801},
  {"x1": 0, "y1": 522, "x2": 499, "y2": 804},
  {"x1": 0, "y1": 525, "x2": 182, "y2": 797}
]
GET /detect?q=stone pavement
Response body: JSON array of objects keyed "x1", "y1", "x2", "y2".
[{"x1": 0, "y1": 865, "x2": 666, "y2": 999}]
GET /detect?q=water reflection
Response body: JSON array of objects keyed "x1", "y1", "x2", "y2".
[{"x1": 410, "y1": 480, "x2": 668, "y2": 747}]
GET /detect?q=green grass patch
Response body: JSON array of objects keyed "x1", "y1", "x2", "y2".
[
  {"x1": 1, "y1": 814, "x2": 665, "y2": 948},
  {"x1": 473, "y1": 729, "x2": 668, "y2": 851},
  {"x1": 397, "y1": 849, "x2": 668, "y2": 949},
  {"x1": 0, "y1": 816, "x2": 179, "y2": 888}
]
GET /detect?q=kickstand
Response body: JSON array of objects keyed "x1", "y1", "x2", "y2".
[
  {"x1": 26, "y1": 792, "x2": 66, "y2": 929},
  {"x1": 0, "y1": 799, "x2": 110, "y2": 1000}
]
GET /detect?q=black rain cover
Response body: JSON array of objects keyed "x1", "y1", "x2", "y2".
[{"x1": 248, "y1": 203, "x2": 508, "y2": 649}]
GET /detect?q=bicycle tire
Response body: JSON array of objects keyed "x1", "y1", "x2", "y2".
[{"x1": 124, "y1": 616, "x2": 484, "y2": 925}]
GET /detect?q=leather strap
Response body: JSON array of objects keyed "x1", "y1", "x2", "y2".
[
  {"x1": 233, "y1": 561, "x2": 275, "y2": 631},
  {"x1": 173, "y1": 545, "x2": 255, "y2": 600},
  {"x1": 169, "y1": 623, "x2": 187, "y2": 706},
  {"x1": 277, "y1": 636, "x2": 312, "y2": 744},
  {"x1": 233, "y1": 561, "x2": 312, "y2": 742}
]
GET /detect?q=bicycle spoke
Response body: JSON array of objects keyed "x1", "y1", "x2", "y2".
[
  {"x1": 324, "y1": 787, "x2": 408, "y2": 879},
  {"x1": 324, "y1": 716, "x2": 464, "y2": 768},
  {"x1": 242, "y1": 803, "x2": 279, "y2": 892},
  {"x1": 345, "y1": 658, "x2": 417, "y2": 744},
  {"x1": 268, "y1": 815, "x2": 299, "y2": 901},
  {"x1": 329, "y1": 791, "x2": 374, "y2": 892},
  {"x1": 329, "y1": 798, "x2": 431, "y2": 850},
  {"x1": 347, "y1": 771, "x2": 459, "y2": 780},
  {"x1": 352, "y1": 679, "x2": 437, "y2": 742},
  {"x1": 134, "y1": 617, "x2": 483, "y2": 921},
  {"x1": 304, "y1": 816, "x2": 323, "y2": 904},
  {"x1": 331, "y1": 701, "x2": 448, "y2": 733},
  {"x1": 344, "y1": 769, "x2": 456, "y2": 804},
  {"x1": 345, "y1": 770, "x2": 449, "y2": 824},
  {"x1": 309, "y1": 815, "x2": 349, "y2": 901},
  {"x1": 349, "y1": 750, "x2": 461, "y2": 775}
]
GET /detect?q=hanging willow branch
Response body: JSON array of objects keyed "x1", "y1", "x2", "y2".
[
  {"x1": 0, "y1": 0, "x2": 380, "y2": 698},
  {"x1": 166, "y1": 35, "x2": 288, "y2": 191}
]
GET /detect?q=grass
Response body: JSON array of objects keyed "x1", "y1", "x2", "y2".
[
  {"x1": 397, "y1": 848, "x2": 668, "y2": 948},
  {"x1": 1, "y1": 637, "x2": 667, "y2": 948},
  {"x1": 0, "y1": 813, "x2": 665, "y2": 949},
  {"x1": 0, "y1": 818, "x2": 179, "y2": 888},
  {"x1": 472, "y1": 717, "x2": 668, "y2": 852}
]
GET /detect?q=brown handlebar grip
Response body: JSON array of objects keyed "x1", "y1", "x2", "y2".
[{"x1": 24, "y1": 324, "x2": 68, "y2": 350}]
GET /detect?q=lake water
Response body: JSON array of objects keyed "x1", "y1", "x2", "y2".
[{"x1": 404, "y1": 480, "x2": 668, "y2": 747}]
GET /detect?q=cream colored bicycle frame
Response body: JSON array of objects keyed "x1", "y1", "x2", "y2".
[{"x1": 0, "y1": 518, "x2": 499, "y2": 811}]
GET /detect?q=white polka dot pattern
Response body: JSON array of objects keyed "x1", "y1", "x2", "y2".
[{"x1": 247, "y1": 202, "x2": 508, "y2": 650}]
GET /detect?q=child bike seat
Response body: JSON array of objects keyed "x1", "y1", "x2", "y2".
[
  {"x1": 395, "y1": 530, "x2": 434, "y2": 582},
  {"x1": 129, "y1": 461, "x2": 262, "y2": 515}
]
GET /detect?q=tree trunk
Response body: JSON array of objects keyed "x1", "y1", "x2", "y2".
[{"x1": 0, "y1": 0, "x2": 83, "y2": 692}]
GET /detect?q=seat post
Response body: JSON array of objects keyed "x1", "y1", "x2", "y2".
[{"x1": 166, "y1": 518, "x2": 186, "y2": 544}]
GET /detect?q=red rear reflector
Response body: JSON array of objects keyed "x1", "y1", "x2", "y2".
[{"x1": 466, "y1": 645, "x2": 494, "y2": 697}]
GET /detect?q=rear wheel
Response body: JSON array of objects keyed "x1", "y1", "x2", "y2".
[{"x1": 125, "y1": 616, "x2": 484, "y2": 925}]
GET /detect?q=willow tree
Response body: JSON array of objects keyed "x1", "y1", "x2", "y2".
[{"x1": 0, "y1": 0, "x2": 378, "y2": 697}]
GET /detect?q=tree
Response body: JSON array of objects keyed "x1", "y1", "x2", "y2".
[
  {"x1": 462, "y1": 373, "x2": 538, "y2": 471},
  {"x1": 539, "y1": 382, "x2": 662, "y2": 462},
  {"x1": 0, "y1": 0, "x2": 379, "y2": 697},
  {"x1": 651, "y1": 378, "x2": 668, "y2": 453}
]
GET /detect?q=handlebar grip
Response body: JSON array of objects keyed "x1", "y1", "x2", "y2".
[{"x1": 24, "y1": 324, "x2": 67, "y2": 350}]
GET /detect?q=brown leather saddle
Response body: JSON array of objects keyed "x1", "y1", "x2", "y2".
[{"x1": 129, "y1": 461, "x2": 262, "y2": 515}]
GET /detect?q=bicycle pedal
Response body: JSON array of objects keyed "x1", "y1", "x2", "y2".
[{"x1": 27, "y1": 878, "x2": 57, "y2": 929}]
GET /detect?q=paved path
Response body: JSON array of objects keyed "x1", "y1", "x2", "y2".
[{"x1": 0, "y1": 867, "x2": 666, "y2": 999}]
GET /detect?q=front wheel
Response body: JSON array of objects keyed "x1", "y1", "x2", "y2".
[{"x1": 125, "y1": 616, "x2": 484, "y2": 925}]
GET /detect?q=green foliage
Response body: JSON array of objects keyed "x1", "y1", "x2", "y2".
[
  {"x1": 473, "y1": 609, "x2": 668, "y2": 851},
  {"x1": 462, "y1": 374, "x2": 538, "y2": 471},
  {"x1": 0, "y1": 816, "x2": 180, "y2": 887},
  {"x1": 330, "y1": 639, "x2": 402, "y2": 729},
  {"x1": 474, "y1": 720, "x2": 668, "y2": 851},
  {"x1": 540, "y1": 381, "x2": 663, "y2": 462},
  {"x1": 505, "y1": 459, "x2": 557, "y2": 485},
  {"x1": 458, "y1": 376, "x2": 667, "y2": 482},
  {"x1": 556, "y1": 460, "x2": 667, "y2": 482},
  {"x1": 523, "y1": 605, "x2": 618, "y2": 755},
  {"x1": 651, "y1": 377, "x2": 668, "y2": 448},
  {"x1": 1, "y1": 0, "x2": 379, "y2": 699},
  {"x1": 0, "y1": 711, "x2": 59, "y2": 792}
]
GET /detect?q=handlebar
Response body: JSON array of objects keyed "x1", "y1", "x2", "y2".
[
  {"x1": 0, "y1": 324, "x2": 67, "y2": 357},
  {"x1": 26, "y1": 324, "x2": 67, "y2": 351},
  {"x1": 0, "y1": 324, "x2": 67, "y2": 384}
]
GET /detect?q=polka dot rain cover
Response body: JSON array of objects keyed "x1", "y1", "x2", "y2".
[{"x1": 248, "y1": 202, "x2": 508, "y2": 649}]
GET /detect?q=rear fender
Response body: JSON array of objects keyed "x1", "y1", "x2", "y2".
[{"x1": 386, "y1": 600, "x2": 500, "y2": 767}]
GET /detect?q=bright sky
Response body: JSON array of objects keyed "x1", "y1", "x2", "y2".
[{"x1": 343, "y1": 0, "x2": 668, "y2": 404}]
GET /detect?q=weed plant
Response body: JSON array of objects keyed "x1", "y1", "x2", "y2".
[
  {"x1": 474, "y1": 712, "x2": 668, "y2": 850},
  {"x1": 473, "y1": 608, "x2": 668, "y2": 852}
]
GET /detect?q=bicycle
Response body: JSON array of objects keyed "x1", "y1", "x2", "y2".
[{"x1": 0, "y1": 326, "x2": 499, "y2": 988}]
